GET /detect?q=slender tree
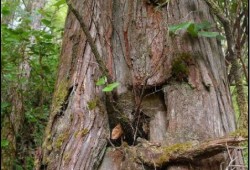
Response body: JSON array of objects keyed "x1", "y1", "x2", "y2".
[
  {"x1": 41, "y1": 0, "x2": 246, "y2": 169},
  {"x1": 1, "y1": 0, "x2": 46, "y2": 169}
]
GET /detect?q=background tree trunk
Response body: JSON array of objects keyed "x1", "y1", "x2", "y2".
[
  {"x1": 41, "y1": 0, "x2": 239, "y2": 169},
  {"x1": 1, "y1": 0, "x2": 46, "y2": 169}
]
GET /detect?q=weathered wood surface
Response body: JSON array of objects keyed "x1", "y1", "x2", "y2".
[
  {"x1": 99, "y1": 136, "x2": 246, "y2": 170},
  {"x1": 41, "y1": 0, "x2": 239, "y2": 169}
]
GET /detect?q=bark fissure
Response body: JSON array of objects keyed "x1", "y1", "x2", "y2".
[
  {"x1": 66, "y1": 0, "x2": 111, "y2": 82},
  {"x1": 215, "y1": 88, "x2": 228, "y2": 134}
]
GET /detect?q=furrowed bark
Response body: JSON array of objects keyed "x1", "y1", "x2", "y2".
[{"x1": 41, "y1": 0, "x2": 244, "y2": 169}]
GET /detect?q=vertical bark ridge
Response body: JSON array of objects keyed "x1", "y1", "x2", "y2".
[{"x1": 43, "y1": 0, "x2": 112, "y2": 169}]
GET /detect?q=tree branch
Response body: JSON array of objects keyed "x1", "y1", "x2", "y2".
[
  {"x1": 204, "y1": 0, "x2": 235, "y2": 60},
  {"x1": 66, "y1": 0, "x2": 112, "y2": 83},
  {"x1": 66, "y1": 0, "x2": 136, "y2": 143}
]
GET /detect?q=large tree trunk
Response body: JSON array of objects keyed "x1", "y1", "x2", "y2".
[{"x1": 41, "y1": 0, "x2": 241, "y2": 169}]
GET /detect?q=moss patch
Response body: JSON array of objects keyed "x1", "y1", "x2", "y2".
[
  {"x1": 55, "y1": 132, "x2": 70, "y2": 149},
  {"x1": 63, "y1": 152, "x2": 71, "y2": 164},
  {"x1": 229, "y1": 128, "x2": 248, "y2": 138},
  {"x1": 42, "y1": 78, "x2": 69, "y2": 160},
  {"x1": 156, "y1": 142, "x2": 193, "y2": 165},
  {"x1": 46, "y1": 144, "x2": 52, "y2": 151},
  {"x1": 87, "y1": 98, "x2": 99, "y2": 110},
  {"x1": 51, "y1": 78, "x2": 69, "y2": 114},
  {"x1": 74, "y1": 128, "x2": 89, "y2": 138},
  {"x1": 171, "y1": 52, "x2": 194, "y2": 82}
]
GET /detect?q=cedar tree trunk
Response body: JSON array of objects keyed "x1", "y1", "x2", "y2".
[{"x1": 41, "y1": 0, "x2": 240, "y2": 170}]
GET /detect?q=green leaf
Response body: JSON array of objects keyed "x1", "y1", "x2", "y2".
[
  {"x1": 216, "y1": 34, "x2": 226, "y2": 40},
  {"x1": 14, "y1": 164, "x2": 23, "y2": 170},
  {"x1": 187, "y1": 23, "x2": 198, "y2": 37},
  {"x1": 168, "y1": 22, "x2": 193, "y2": 33},
  {"x1": 198, "y1": 31, "x2": 219, "y2": 38},
  {"x1": 53, "y1": 0, "x2": 66, "y2": 7},
  {"x1": 96, "y1": 76, "x2": 107, "y2": 86},
  {"x1": 1, "y1": 102, "x2": 10, "y2": 109},
  {"x1": 38, "y1": 9, "x2": 52, "y2": 18},
  {"x1": 41, "y1": 19, "x2": 51, "y2": 26},
  {"x1": 1, "y1": 6, "x2": 11, "y2": 15},
  {"x1": 195, "y1": 20, "x2": 212, "y2": 30},
  {"x1": 1, "y1": 139, "x2": 9, "y2": 148},
  {"x1": 4, "y1": 37, "x2": 20, "y2": 42},
  {"x1": 25, "y1": 109, "x2": 38, "y2": 123},
  {"x1": 102, "y1": 82, "x2": 119, "y2": 92},
  {"x1": 1, "y1": 102, "x2": 10, "y2": 116},
  {"x1": 43, "y1": 34, "x2": 54, "y2": 39},
  {"x1": 231, "y1": 2, "x2": 238, "y2": 13}
]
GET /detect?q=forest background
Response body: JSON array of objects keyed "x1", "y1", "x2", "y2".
[{"x1": 1, "y1": 0, "x2": 248, "y2": 169}]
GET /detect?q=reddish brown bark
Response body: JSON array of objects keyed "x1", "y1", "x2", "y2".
[{"x1": 41, "y1": 0, "x2": 242, "y2": 170}]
